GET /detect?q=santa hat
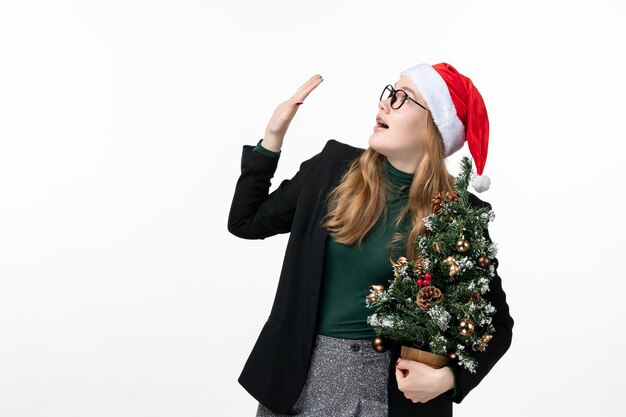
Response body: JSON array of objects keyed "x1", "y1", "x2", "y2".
[{"x1": 399, "y1": 63, "x2": 491, "y2": 192}]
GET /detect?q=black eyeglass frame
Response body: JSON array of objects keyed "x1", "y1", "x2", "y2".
[{"x1": 380, "y1": 84, "x2": 428, "y2": 111}]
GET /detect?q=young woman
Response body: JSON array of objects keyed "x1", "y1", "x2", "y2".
[{"x1": 228, "y1": 63, "x2": 514, "y2": 417}]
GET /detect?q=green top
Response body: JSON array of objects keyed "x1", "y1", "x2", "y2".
[
  {"x1": 253, "y1": 139, "x2": 461, "y2": 401},
  {"x1": 315, "y1": 156, "x2": 414, "y2": 340},
  {"x1": 253, "y1": 138, "x2": 281, "y2": 158}
]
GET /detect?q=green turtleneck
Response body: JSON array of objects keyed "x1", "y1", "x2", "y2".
[
  {"x1": 315, "y1": 156, "x2": 415, "y2": 340},
  {"x1": 253, "y1": 138, "x2": 281, "y2": 158},
  {"x1": 252, "y1": 142, "x2": 460, "y2": 401}
]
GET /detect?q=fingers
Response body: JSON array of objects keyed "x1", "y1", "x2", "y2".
[
  {"x1": 396, "y1": 358, "x2": 408, "y2": 370},
  {"x1": 293, "y1": 74, "x2": 323, "y2": 104},
  {"x1": 264, "y1": 74, "x2": 323, "y2": 137},
  {"x1": 395, "y1": 367, "x2": 405, "y2": 382}
]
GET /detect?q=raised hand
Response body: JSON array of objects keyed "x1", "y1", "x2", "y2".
[{"x1": 262, "y1": 74, "x2": 324, "y2": 152}]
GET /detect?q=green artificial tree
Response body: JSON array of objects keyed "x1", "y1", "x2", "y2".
[{"x1": 365, "y1": 156, "x2": 498, "y2": 373}]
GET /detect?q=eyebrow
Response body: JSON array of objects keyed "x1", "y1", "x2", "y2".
[{"x1": 394, "y1": 83, "x2": 417, "y2": 96}]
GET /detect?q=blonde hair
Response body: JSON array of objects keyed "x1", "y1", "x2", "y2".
[{"x1": 320, "y1": 110, "x2": 456, "y2": 261}]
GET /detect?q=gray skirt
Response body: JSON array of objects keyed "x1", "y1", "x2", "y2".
[{"x1": 256, "y1": 333, "x2": 392, "y2": 417}]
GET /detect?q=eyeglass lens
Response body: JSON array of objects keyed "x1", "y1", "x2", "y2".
[{"x1": 380, "y1": 86, "x2": 407, "y2": 109}]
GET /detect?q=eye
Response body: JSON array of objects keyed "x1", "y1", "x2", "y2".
[{"x1": 392, "y1": 90, "x2": 407, "y2": 109}]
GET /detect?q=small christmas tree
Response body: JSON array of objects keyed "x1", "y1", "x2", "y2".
[{"x1": 365, "y1": 156, "x2": 498, "y2": 373}]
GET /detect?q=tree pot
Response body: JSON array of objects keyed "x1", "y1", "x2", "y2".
[{"x1": 399, "y1": 345, "x2": 450, "y2": 369}]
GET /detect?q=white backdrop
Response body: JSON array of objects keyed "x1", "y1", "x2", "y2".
[{"x1": 1, "y1": 0, "x2": 623, "y2": 416}]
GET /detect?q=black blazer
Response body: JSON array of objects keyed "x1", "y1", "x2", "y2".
[{"x1": 228, "y1": 139, "x2": 514, "y2": 416}]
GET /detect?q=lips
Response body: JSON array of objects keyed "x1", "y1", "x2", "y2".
[{"x1": 376, "y1": 116, "x2": 389, "y2": 128}]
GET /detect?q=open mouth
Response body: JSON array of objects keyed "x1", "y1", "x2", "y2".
[{"x1": 376, "y1": 119, "x2": 389, "y2": 129}]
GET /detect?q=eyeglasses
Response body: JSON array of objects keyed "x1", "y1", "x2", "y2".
[{"x1": 380, "y1": 84, "x2": 428, "y2": 111}]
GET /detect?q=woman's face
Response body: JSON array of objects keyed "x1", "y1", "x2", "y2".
[{"x1": 369, "y1": 75, "x2": 430, "y2": 172}]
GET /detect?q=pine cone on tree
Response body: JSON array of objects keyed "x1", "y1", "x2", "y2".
[
  {"x1": 416, "y1": 286, "x2": 444, "y2": 311},
  {"x1": 431, "y1": 191, "x2": 459, "y2": 214}
]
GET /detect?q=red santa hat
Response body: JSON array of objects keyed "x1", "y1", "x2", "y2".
[{"x1": 399, "y1": 62, "x2": 491, "y2": 192}]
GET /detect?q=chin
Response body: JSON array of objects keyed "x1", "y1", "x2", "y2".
[
  {"x1": 367, "y1": 135, "x2": 379, "y2": 152},
  {"x1": 369, "y1": 133, "x2": 389, "y2": 154},
  {"x1": 369, "y1": 132, "x2": 391, "y2": 150}
]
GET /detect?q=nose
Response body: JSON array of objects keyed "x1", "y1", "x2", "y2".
[
  {"x1": 379, "y1": 86, "x2": 393, "y2": 111},
  {"x1": 379, "y1": 97, "x2": 391, "y2": 112}
]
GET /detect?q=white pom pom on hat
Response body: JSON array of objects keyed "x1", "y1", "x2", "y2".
[{"x1": 399, "y1": 63, "x2": 491, "y2": 192}]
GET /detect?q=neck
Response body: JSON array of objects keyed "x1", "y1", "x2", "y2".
[
  {"x1": 382, "y1": 156, "x2": 414, "y2": 189},
  {"x1": 385, "y1": 154, "x2": 422, "y2": 174}
]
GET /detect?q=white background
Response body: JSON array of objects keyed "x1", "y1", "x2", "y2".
[{"x1": 1, "y1": 0, "x2": 624, "y2": 416}]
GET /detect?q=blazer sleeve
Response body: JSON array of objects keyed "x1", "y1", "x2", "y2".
[
  {"x1": 443, "y1": 201, "x2": 515, "y2": 404},
  {"x1": 227, "y1": 139, "x2": 328, "y2": 240}
]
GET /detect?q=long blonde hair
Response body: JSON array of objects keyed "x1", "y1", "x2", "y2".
[{"x1": 320, "y1": 110, "x2": 456, "y2": 262}]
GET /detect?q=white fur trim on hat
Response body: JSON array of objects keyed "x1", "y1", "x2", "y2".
[{"x1": 399, "y1": 64, "x2": 465, "y2": 157}]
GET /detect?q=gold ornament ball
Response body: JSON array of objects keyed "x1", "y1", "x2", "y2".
[
  {"x1": 372, "y1": 336, "x2": 390, "y2": 352},
  {"x1": 449, "y1": 265, "x2": 459, "y2": 276},
  {"x1": 473, "y1": 341, "x2": 486, "y2": 352},
  {"x1": 443, "y1": 256, "x2": 456, "y2": 265},
  {"x1": 456, "y1": 238, "x2": 470, "y2": 252},
  {"x1": 448, "y1": 352, "x2": 457, "y2": 359},
  {"x1": 457, "y1": 317, "x2": 475, "y2": 337},
  {"x1": 478, "y1": 255, "x2": 491, "y2": 268}
]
